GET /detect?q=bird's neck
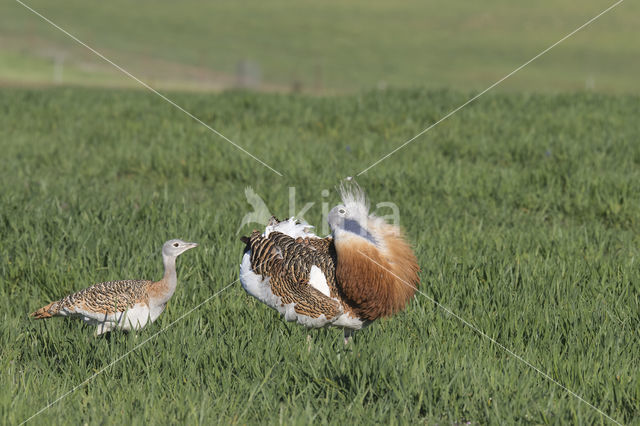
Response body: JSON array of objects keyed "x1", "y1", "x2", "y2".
[
  {"x1": 155, "y1": 254, "x2": 178, "y2": 304},
  {"x1": 333, "y1": 229, "x2": 419, "y2": 321},
  {"x1": 333, "y1": 226, "x2": 378, "y2": 247}
]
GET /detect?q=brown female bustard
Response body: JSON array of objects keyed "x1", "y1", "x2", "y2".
[
  {"x1": 31, "y1": 239, "x2": 198, "y2": 335},
  {"x1": 240, "y1": 184, "x2": 420, "y2": 343}
]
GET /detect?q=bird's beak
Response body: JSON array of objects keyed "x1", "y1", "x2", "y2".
[{"x1": 188, "y1": 242, "x2": 199, "y2": 249}]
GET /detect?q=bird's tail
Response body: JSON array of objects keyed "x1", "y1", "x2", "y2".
[{"x1": 30, "y1": 301, "x2": 59, "y2": 319}]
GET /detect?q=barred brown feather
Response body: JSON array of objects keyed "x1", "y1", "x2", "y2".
[
  {"x1": 244, "y1": 230, "x2": 344, "y2": 320},
  {"x1": 31, "y1": 280, "x2": 152, "y2": 317}
]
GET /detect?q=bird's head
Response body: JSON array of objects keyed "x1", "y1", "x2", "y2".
[
  {"x1": 328, "y1": 182, "x2": 379, "y2": 247},
  {"x1": 162, "y1": 239, "x2": 199, "y2": 258}
]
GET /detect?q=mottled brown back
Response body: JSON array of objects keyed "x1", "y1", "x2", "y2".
[
  {"x1": 244, "y1": 231, "x2": 343, "y2": 320},
  {"x1": 31, "y1": 279, "x2": 151, "y2": 318}
]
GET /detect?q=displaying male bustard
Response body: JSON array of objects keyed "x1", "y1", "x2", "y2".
[
  {"x1": 240, "y1": 184, "x2": 420, "y2": 343},
  {"x1": 31, "y1": 239, "x2": 198, "y2": 335}
]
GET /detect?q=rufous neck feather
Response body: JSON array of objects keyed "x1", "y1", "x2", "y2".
[{"x1": 334, "y1": 221, "x2": 420, "y2": 320}]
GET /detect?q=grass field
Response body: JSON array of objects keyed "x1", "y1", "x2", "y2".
[
  {"x1": 1, "y1": 86, "x2": 638, "y2": 424},
  {"x1": 2, "y1": 0, "x2": 640, "y2": 93}
]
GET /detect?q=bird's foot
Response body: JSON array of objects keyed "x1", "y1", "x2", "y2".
[
  {"x1": 95, "y1": 323, "x2": 113, "y2": 337},
  {"x1": 343, "y1": 329, "x2": 353, "y2": 346}
]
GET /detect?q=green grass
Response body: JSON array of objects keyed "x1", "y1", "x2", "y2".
[
  {"x1": 1, "y1": 86, "x2": 639, "y2": 424},
  {"x1": 1, "y1": 0, "x2": 639, "y2": 93}
]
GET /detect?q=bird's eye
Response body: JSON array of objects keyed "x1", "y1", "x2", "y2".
[
  {"x1": 173, "y1": 242, "x2": 179, "y2": 247},
  {"x1": 339, "y1": 208, "x2": 345, "y2": 214}
]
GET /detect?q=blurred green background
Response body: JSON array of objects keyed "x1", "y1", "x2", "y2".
[{"x1": 2, "y1": 0, "x2": 638, "y2": 94}]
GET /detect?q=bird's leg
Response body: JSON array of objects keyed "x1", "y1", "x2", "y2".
[
  {"x1": 343, "y1": 329, "x2": 353, "y2": 345},
  {"x1": 95, "y1": 322, "x2": 113, "y2": 337},
  {"x1": 307, "y1": 334, "x2": 312, "y2": 352}
]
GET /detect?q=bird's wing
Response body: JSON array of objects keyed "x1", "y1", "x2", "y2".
[
  {"x1": 54, "y1": 280, "x2": 151, "y2": 317},
  {"x1": 273, "y1": 270, "x2": 343, "y2": 321},
  {"x1": 243, "y1": 231, "x2": 342, "y2": 323}
]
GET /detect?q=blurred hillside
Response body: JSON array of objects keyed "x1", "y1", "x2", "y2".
[{"x1": 1, "y1": 0, "x2": 638, "y2": 93}]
